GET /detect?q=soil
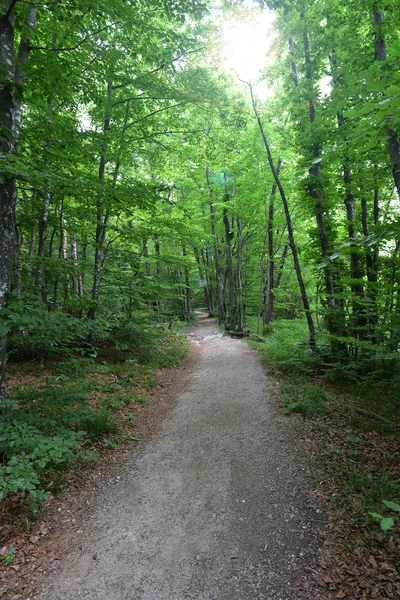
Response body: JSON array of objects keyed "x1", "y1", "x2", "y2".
[{"x1": 8, "y1": 314, "x2": 326, "y2": 599}]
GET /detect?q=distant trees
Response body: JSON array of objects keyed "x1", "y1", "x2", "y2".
[{"x1": 1, "y1": 0, "x2": 400, "y2": 401}]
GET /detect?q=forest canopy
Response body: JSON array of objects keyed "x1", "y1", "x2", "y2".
[{"x1": 0, "y1": 0, "x2": 399, "y2": 390}]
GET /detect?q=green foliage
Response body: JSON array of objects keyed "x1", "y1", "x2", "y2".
[
  {"x1": 369, "y1": 500, "x2": 400, "y2": 533},
  {"x1": 280, "y1": 378, "x2": 330, "y2": 415},
  {"x1": 3, "y1": 293, "x2": 105, "y2": 360},
  {"x1": 330, "y1": 462, "x2": 400, "y2": 522},
  {"x1": 0, "y1": 327, "x2": 189, "y2": 518},
  {"x1": 79, "y1": 409, "x2": 117, "y2": 440},
  {"x1": 0, "y1": 378, "x2": 102, "y2": 509},
  {"x1": 135, "y1": 394, "x2": 149, "y2": 406},
  {"x1": 247, "y1": 318, "x2": 320, "y2": 377},
  {"x1": 0, "y1": 546, "x2": 16, "y2": 566}
]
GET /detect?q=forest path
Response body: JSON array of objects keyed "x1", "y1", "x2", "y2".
[{"x1": 37, "y1": 313, "x2": 320, "y2": 600}]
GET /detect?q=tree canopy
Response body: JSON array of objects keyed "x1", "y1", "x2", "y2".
[{"x1": 0, "y1": 0, "x2": 399, "y2": 385}]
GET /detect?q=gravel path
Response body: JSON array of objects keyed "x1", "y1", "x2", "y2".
[{"x1": 38, "y1": 314, "x2": 321, "y2": 600}]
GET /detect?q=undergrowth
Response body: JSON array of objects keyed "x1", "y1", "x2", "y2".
[
  {"x1": 0, "y1": 329, "x2": 188, "y2": 525},
  {"x1": 246, "y1": 316, "x2": 400, "y2": 544}
]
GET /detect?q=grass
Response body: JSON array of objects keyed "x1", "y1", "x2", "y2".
[
  {"x1": 279, "y1": 378, "x2": 331, "y2": 415},
  {"x1": 246, "y1": 315, "x2": 400, "y2": 424},
  {"x1": 246, "y1": 316, "x2": 329, "y2": 415}
]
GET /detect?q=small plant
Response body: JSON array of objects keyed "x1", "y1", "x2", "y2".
[
  {"x1": 280, "y1": 378, "x2": 330, "y2": 415},
  {"x1": 104, "y1": 437, "x2": 120, "y2": 449},
  {"x1": 0, "y1": 546, "x2": 16, "y2": 566},
  {"x1": 369, "y1": 500, "x2": 400, "y2": 531},
  {"x1": 124, "y1": 358, "x2": 139, "y2": 366},
  {"x1": 100, "y1": 397, "x2": 125, "y2": 411},
  {"x1": 135, "y1": 394, "x2": 149, "y2": 405},
  {"x1": 79, "y1": 410, "x2": 117, "y2": 440}
]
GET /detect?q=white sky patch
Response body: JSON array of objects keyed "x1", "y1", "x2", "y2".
[
  {"x1": 319, "y1": 74, "x2": 332, "y2": 97},
  {"x1": 209, "y1": 3, "x2": 277, "y2": 97}
]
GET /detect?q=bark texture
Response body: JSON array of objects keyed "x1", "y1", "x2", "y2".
[{"x1": 0, "y1": 3, "x2": 37, "y2": 401}]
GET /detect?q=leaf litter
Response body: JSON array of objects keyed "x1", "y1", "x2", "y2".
[{"x1": 290, "y1": 396, "x2": 400, "y2": 600}]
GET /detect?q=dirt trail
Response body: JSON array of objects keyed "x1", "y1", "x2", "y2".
[{"x1": 37, "y1": 314, "x2": 321, "y2": 600}]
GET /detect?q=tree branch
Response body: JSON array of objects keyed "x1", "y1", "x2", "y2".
[
  {"x1": 112, "y1": 45, "x2": 205, "y2": 90},
  {"x1": 30, "y1": 21, "x2": 122, "y2": 51},
  {"x1": 5, "y1": 0, "x2": 19, "y2": 19},
  {"x1": 126, "y1": 103, "x2": 182, "y2": 129},
  {"x1": 112, "y1": 95, "x2": 174, "y2": 107}
]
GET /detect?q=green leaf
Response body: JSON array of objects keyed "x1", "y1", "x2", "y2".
[
  {"x1": 369, "y1": 512, "x2": 383, "y2": 520},
  {"x1": 380, "y1": 518, "x2": 395, "y2": 532},
  {"x1": 383, "y1": 500, "x2": 400, "y2": 513}
]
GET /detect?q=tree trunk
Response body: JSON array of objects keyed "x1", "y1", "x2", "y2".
[
  {"x1": 182, "y1": 243, "x2": 191, "y2": 322},
  {"x1": 264, "y1": 159, "x2": 282, "y2": 325},
  {"x1": 300, "y1": 33, "x2": 342, "y2": 342},
  {"x1": 193, "y1": 246, "x2": 213, "y2": 313},
  {"x1": 206, "y1": 167, "x2": 226, "y2": 327},
  {"x1": 71, "y1": 235, "x2": 80, "y2": 297},
  {"x1": 0, "y1": 2, "x2": 38, "y2": 401},
  {"x1": 202, "y1": 248, "x2": 215, "y2": 314},
  {"x1": 154, "y1": 234, "x2": 161, "y2": 277},
  {"x1": 223, "y1": 179, "x2": 236, "y2": 329},
  {"x1": 330, "y1": 53, "x2": 365, "y2": 341},
  {"x1": 34, "y1": 189, "x2": 50, "y2": 301},
  {"x1": 237, "y1": 218, "x2": 244, "y2": 331},
  {"x1": 339, "y1": 135, "x2": 365, "y2": 338},
  {"x1": 275, "y1": 245, "x2": 289, "y2": 290},
  {"x1": 244, "y1": 80, "x2": 316, "y2": 350},
  {"x1": 372, "y1": 6, "x2": 400, "y2": 198},
  {"x1": 88, "y1": 81, "x2": 113, "y2": 320},
  {"x1": 11, "y1": 226, "x2": 22, "y2": 294},
  {"x1": 59, "y1": 201, "x2": 69, "y2": 309},
  {"x1": 361, "y1": 182, "x2": 380, "y2": 336}
]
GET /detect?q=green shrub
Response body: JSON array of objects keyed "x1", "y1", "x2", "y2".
[
  {"x1": 78, "y1": 409, "x2": 117, "y2": 440},
  {"x1": 2, "y1": 292, "x2": 106, "y2": 360},
  {"x1": 280, "y1": 378, "x2": 330, "y2": 414}
]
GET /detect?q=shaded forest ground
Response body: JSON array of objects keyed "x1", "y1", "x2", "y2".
[
  {"x1": 0, "y1": 330, "x2": 190, "y2": 598},
  {"x1": 0, "y1": 317, "x2": 399, "y2": 599},
  {"x1": 247, "y1": 318, "x2": 400, "y2": 599}
]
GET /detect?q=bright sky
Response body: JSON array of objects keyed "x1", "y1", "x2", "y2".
[{"x1": 209, "y1": 3, "x2": 277, "y2": 96}]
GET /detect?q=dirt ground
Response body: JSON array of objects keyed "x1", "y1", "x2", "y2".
[{"x1": 29, "y1": 314, "x2": 324, "y2": 599}]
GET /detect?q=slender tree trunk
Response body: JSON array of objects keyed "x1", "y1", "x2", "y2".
[
  {"x1": 330, "y1": 53, "x2": 365, "y2": 341},
  {"x1": 88, "y1": 81, "x2": 112, "y2": 319},
  {"x1": 243, "y1": 80, "x2": 316, "y2": 350},
  {"x1": 58, "y1": 201, "x2": 69, "y2": 309},
  {"x1": 291, "y1": 36, "x2": 335, "y2": 305},
  {"x1": 361, "y1": 187, "x2": 380, "y2": 342},
  {"x1": 182, "y1": 243, "x2": 191, "y2": 322},
  {"x1": 34, "y1": 188, "x2": 50, "y2": 301},
  {"x1": 372, "y1": 6, "x2": 400, "y2": 198},
  {"x1": 206, "y1": 167, "x2": 226, "y2": 327},
  {"x1": 154, "y1": 234, "x2": 161, "y2": 277},
  {"x1": 71, "y1": 235, "x2": 80, "y2": 297},
  {"x1": 339, "y1": 136, "x2": 365, "y2": 338},
  {"x1": 11, "y1": 227, "x2": 22, "y2": 293},
  {"x1": 29, "y1": 230, "x2": 36, "y2": 258},
  {"x1": 275, "y1": 245, "x2": 289, "y2": 290},
  {"x1": 299, "y1": 33, "x2": 344, "y2": 345},
  {"x1": 387, "y1": 241, "x2": 400, "y2": 349},
  {"x1": 223, "y1": 180, "x2": 236, "y2": 329},
  {"x1": 193, "y1": 246, "x2": 213, "y2": 313},
  {"x1": 257, "y1": 234, "x2": 267, "y2": 334},
  {"x1": 264, "y1": 159, "x2": 282, "y2": 326},
  {"x1": 0, "y1": 2, "x2": 38, "y2": 401},
  {"x1": 237, "y1": 218, "x2": 244, "y2": 331}
]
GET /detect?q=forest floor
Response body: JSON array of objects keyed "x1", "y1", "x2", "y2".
[
  {"x1": 7, "y1": 313, "x2": 324, "y2": 599},
  {"x1": 2, "y1": 314, "x2": 399, "y2": 599}
]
